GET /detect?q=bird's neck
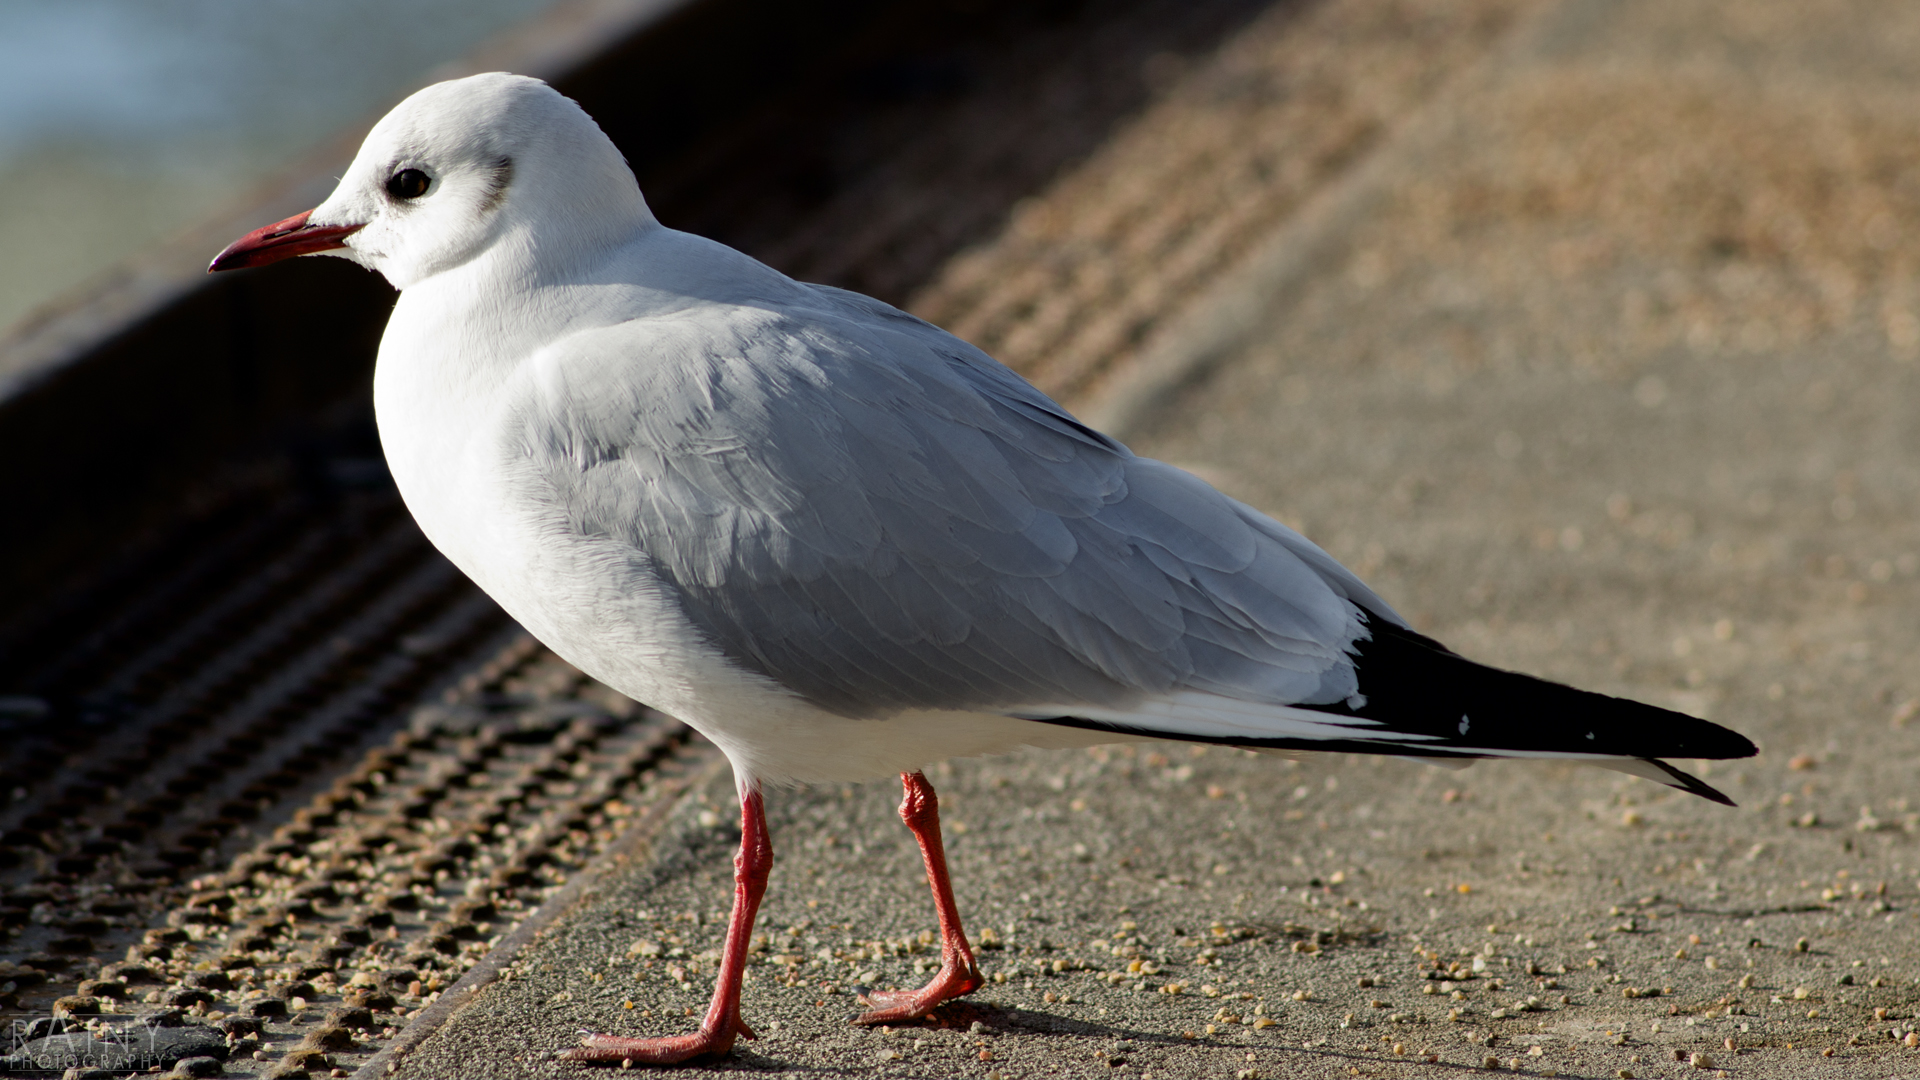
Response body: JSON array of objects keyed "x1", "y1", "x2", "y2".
[{"x1": 372, "y1": 224, "x2": 803, "y2": 462}]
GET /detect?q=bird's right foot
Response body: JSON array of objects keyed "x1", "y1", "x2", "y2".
[{"x1": 851, "y1": 958, "x2": 984, "y2": 1025}]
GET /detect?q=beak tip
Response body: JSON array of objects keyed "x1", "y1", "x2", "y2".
[
  {"x1": 207, "y1": 246, "x2": 253, "y2": 274},
  {"x1": 209, "y1": 210, "x2": 361, "y2": 273}
]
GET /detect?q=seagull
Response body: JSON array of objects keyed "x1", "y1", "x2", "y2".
[{"x1": 211, "y1": 72, "x2": 1757, "y2": 1064}]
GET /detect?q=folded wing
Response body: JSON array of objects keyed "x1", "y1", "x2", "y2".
[{"x1": 520, "y1": 276, "x2": 1754, "y2": 801}]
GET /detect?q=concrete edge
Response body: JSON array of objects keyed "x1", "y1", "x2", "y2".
[
  {"x1": 1075, "y1": 0, "x2": 1583, "y2": 441},
  {"x1": 351, "y1": 738, "x2": 727, "y2": 1080}
]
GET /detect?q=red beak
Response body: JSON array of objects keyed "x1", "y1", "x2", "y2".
[{"x1": 208, "y1": 210, "x2": 364, "y2": 272}]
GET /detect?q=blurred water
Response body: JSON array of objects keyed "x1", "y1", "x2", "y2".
[{"x1": 0, "y1": 0, "x2": 563, "y2": 336}]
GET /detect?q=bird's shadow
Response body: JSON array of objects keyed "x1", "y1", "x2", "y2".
[
  {"x1": 871, "y1": 999, "x2": 1183, "y2": 1045},
  {"x1": 563, "y1": 1001, "x2": 1538, "y2": 1076},
  {"x1": 560, "y1": 1002, "x2": 1186, "y2": 1072}
]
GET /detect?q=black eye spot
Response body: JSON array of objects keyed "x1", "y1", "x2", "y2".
[{"x1": 386, "y1": 169, "x2": 431, "y2": 200}]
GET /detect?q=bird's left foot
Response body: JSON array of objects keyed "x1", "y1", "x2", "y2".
[
  {"x1": 852, "y1": 961, "x2": 983, "y2": 1024},
  {"x1": 559, "y1": 1018, "x2": 756, "y2": 1066}
]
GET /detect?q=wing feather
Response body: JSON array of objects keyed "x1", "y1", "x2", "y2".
[
  {"x1": 504, "y1": 255, "x2": 1753, "y2": 802},
  {"x1": 520, "y1": 286, "x2": 1373, "y2": 718}
]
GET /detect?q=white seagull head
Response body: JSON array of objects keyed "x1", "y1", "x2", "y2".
[{"x1": 211, "y1": 72, "x2": 654, "y2": 288}]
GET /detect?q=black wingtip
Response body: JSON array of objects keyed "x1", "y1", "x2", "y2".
[
  {"x1": 1644, "y1": 758, "x2": 1737, "y2": 806},
  {"x1": 1344, "y1": 611, "x2": 1762, "y2": 762}
]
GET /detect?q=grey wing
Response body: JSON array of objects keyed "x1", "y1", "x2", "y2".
[{"x1": 523, "y1": 287, "x2": 1400, "y2": 719}]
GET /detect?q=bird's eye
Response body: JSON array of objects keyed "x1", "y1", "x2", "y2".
[{"x1": 386, "y1": 169, "x2": 432, "y2": 200}]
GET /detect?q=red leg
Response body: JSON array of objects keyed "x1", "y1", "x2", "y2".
[
  {"x1": 562, "y1": 781, "x2": 772, "y2": 1064},
  {"x1": 853, "y1": 770, "x2": 984, "y2": 1025}
]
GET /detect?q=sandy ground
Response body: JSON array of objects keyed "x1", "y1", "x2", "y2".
[{"x1": 391, "y1": 2, "x2": 1920, "y2": 1077}]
